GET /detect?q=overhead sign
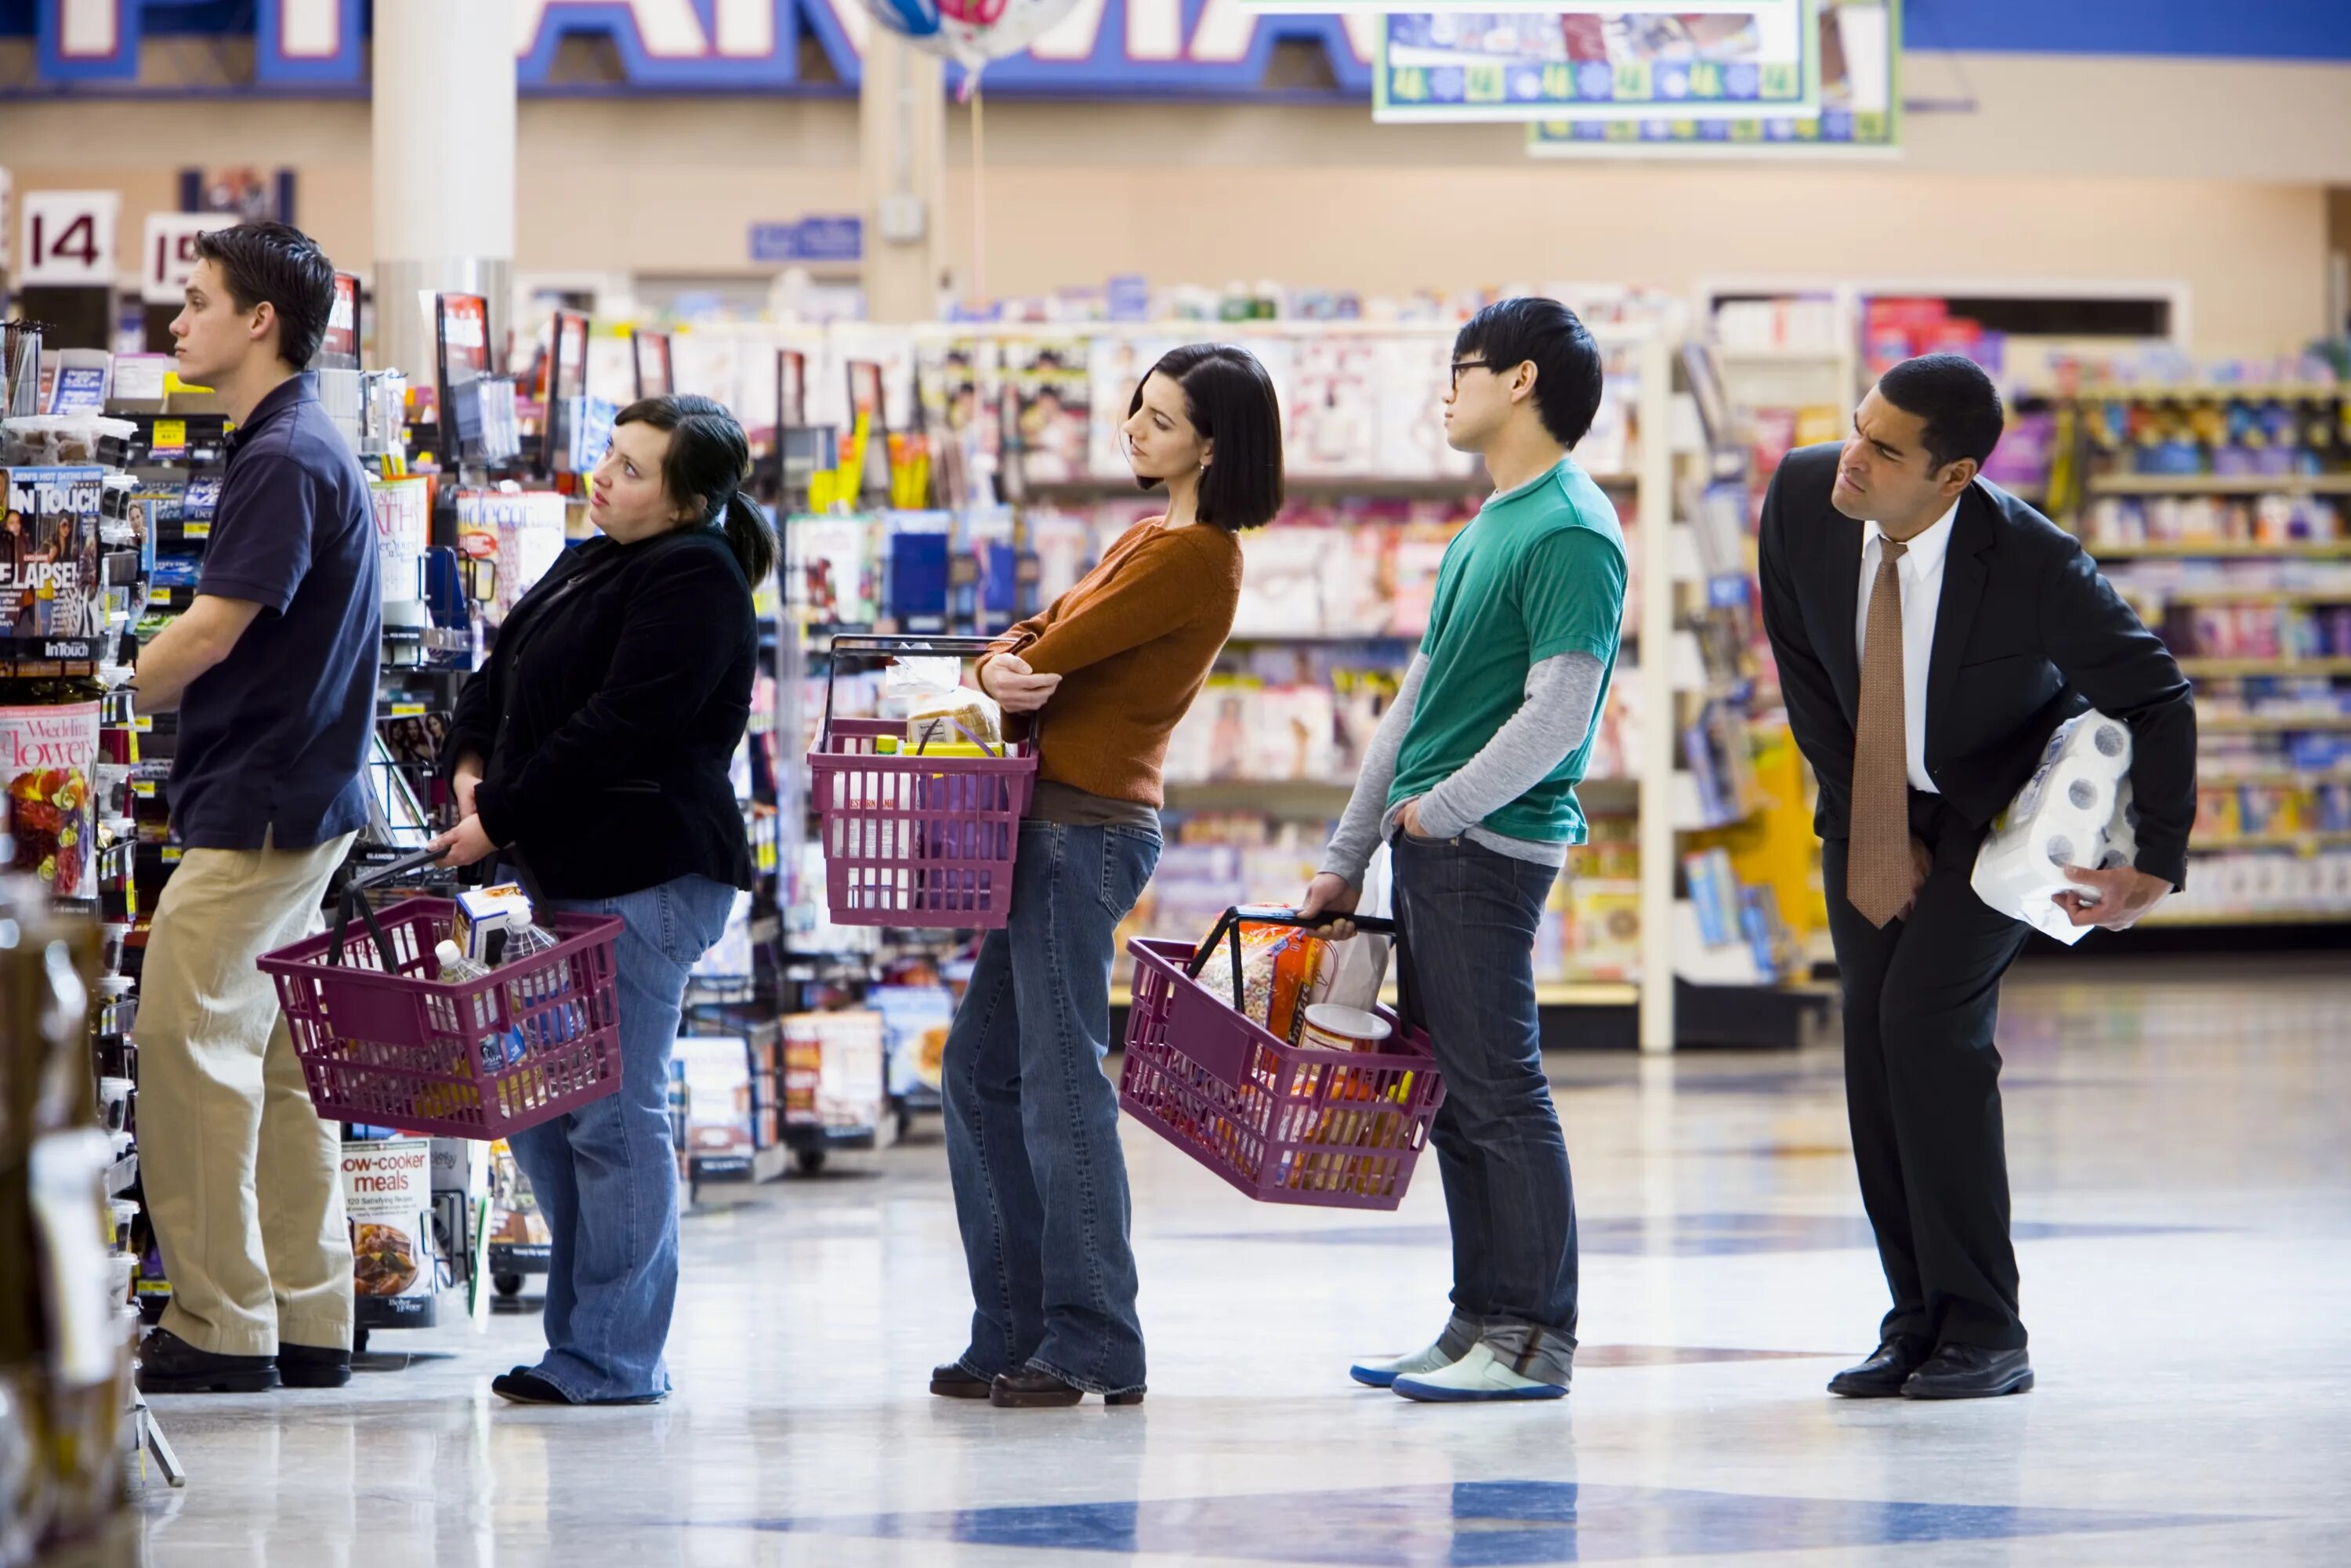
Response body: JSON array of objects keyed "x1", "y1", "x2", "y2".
[
  {"x1": 1530, "y1": 0, "x2": 1896, "y2": 156},
  {"x1": 750, "y1": 215, "x2": 864, "y2": 265},
  {"x1": 21, "y1": 0, "x2": 1378, "y2": 96},
  {"x1": 141, "y1": 212, "x2": 235, "y2": 305},
  {"x1": 19, "y1": 190, "x2": 120, "y2": 287},
  {"x1": 1374, "y1": 6, "x2": 1820, "y2": 125}
]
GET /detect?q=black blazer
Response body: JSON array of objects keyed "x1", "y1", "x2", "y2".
[
  {"x1": 1759, "y1": 444, "x2": 2195, "y2": 888},
  {"x1": 448, "y1": 527, "x2": 757, "y2": 900}
]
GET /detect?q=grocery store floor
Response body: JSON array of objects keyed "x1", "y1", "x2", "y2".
[{"x1": 128, "y1": 954, "x2": 2349, "y2": 1567}]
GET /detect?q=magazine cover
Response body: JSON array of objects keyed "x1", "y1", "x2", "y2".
[
  {"x1": 2, "y1": 701, "x2": 100, "y2": 898},
  {"x1": 1288, "y1": 338, "x2": 1382, "y2": 477},
  {"x1": 1371, "y1": 340, "x2": 1479, "y2": 480},
  {"x1": 1003, "y1": 339, "x2": 1092, "y2": 484},
  {"x1": 0, "y1": 465, "x2": 105, "y2": 643},
  {"x1": 1085, "y1": 335, "x2": 1183, "y2": 480},
  {"x1": 342, "y1": 1137, "x2": 437, "y2": 1325}
]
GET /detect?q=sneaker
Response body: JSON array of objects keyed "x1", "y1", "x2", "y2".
[
  {"x1": 1349, "y1": 1313, "x2": 1483, "y2": 1389},
  {"x1": 1392, "y1": 1343, "x2": 1568, "y2": 1403},
  {"x1": 135, "y1": 1327, "x2": 278, "y2": 1396}
]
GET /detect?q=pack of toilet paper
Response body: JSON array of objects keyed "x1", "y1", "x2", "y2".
[{"x1": 1970, "y1": 710, "x2": 2138, "y2": 945}]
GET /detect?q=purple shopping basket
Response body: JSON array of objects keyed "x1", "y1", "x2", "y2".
[
  {"x1": 807, "y1": 635, "x2": 1038, "y2": 930},
  {"x1": 258, "y1": 889, "x2": 624, "y2": 1141},
  {"x1": 1118, "y1": 908, "x2": 1445, "y2": 1211}
]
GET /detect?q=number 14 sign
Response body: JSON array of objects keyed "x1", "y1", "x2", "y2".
[{"x1": 20, "y1": 190, "x2": 120, "y2": 287}]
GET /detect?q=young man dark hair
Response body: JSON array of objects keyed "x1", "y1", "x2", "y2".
[
  {"x1": 132, "y1": 223, "x2": 382, "y2": 1398},
  {"x1": 1450, "y1": 296, "x2": 1607, "y2": 450},
  {"x1": 1760, "y1": 353, "x2": 2192, "y2": 1403},
  {"x1": 190, "y1": 222, "x2": 338, "y2": 371},
  {"x1": 1302, "y1": 298, "x2": 1627, "y2": 1403},
  {"x1": 1873, "y1": 352, "x2": 2007, "y2": 473}
]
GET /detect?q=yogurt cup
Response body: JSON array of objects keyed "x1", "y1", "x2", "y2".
[{"x1": 1299, "y1": 1003, "x2": 1393, "y2": 1053}]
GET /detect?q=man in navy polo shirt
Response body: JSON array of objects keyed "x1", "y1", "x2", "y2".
[{"x1": 132, "y1": 223, "x2": 382, "y2": 1396}]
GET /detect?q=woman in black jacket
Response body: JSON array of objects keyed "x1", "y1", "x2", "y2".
[{"x1": 431, "y1": 394, "x2": 773, "y2": 1406}]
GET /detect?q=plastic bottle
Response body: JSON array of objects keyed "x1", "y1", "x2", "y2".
[
  {"x1": 435, "y1": 940, "x2": 519, "y2": 1077},
  {"x1": 498, "y1": 922, "x2": 581, "y2": 1048},
  {"x1": 434, "y1": 940, "x2": 491, "y2": 983}
]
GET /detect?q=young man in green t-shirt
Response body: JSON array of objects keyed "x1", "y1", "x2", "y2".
[{"x1": 1302, "y1": 298, "x2": 1627, "y2": 1402}]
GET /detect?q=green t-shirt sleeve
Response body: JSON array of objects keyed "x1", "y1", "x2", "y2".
[{"x1": 1519, "y1": 526, "x2": 1627, "y2": 665}]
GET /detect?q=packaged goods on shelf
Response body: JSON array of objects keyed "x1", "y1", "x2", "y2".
[
  {"x1": 874, "y1": 985, "x2": 955, "y2": 1099},
  {"x1": 453, "y1": 488, "x2": 569, "y2": 628},
  {"x1": 342, "y1": 1137, "x2": 437, "y2": 1328},
  {"x1": 2080, "y1": 494, "x2": 2343, "y2": 550},
  {"x1": 781, "y1": 1011, "x2": 886, "y2": 1133},
  {"x1": 674, "y1": 1036, "x2": 759, "y2": 1170}
]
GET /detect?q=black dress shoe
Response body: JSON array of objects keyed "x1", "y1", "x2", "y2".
[
  {"x1": 1903, "y1": 1344, "x2": 2034, "y2": 1400},
  {"x1": 1826, "y1": 1334, "x2": 1933, "y2": 1399},
  {"x1": 989, "y1": 1367, "x2": 1145, "y2": 1409},
  {"x1": 136, "y1": 1328, "x2": 279, "y2": 1395},
  {"x1": 491, "y1": 1367, "x2": 667, "y2": 1407},
  {"x1": 931, "y1": 1363, "x2": 994, "y2": 1400},
  {"x1": 279, "y1": 1343, "x2": 353, "y2": 1389}
]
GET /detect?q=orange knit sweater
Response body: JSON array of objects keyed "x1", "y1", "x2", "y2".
[{"x1": 979, "y1": 517, "x2": 1242, "y2": 808}]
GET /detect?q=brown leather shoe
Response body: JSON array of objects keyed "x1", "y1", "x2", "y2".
[
  {"x1": 989, "y1": 1367, "x2": 1143, "y2": 1408},
  {"x1": 930, "y1": 1363, "x2": 992, "y2": 1400}
]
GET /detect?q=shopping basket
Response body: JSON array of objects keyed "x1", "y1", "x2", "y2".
[
  {"x1": 807, "y1": 633, "x2": 1039, "y2": 930},
  {"x1": 1118, "y1": 907, "x2": 1446, "y2": 1211},
  {"x1": 256, "y1": 848, "x2": 626, "y2": 1140}
]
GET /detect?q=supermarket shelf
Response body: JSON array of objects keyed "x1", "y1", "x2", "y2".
[
  {"x1": 2084, "y1": 541, "x2": 2351, "y2": 559},
  {"x1": 2088, "y1": 473, "x2": 2351, "y2": 498},
  {"x1": 2199, "y1": 713, "x2": 2351, "y2": 732},
  {"x1": 2139, "y1": 907, "x2": 2351, "y2": 929},
  {"x1": 2191, "y1": 832, "x2": 2351, "y2": 852},
  {"x1": 1109, "y1": 980, "x2": 1639, "y2": 1011},
  {"x1": 2177, "y1": 657, "x2": 2351, "y2": 678},
  {"x1": 1161, "y1": 775, "x2": 1642, "y2": 813},
  {"x1": 2197, "y1": 770, "x2": 2351, "y2": 788},
  {"x1": 2078, "y1": 383, "x2": 2346, "y2": 401},
  {"x1": 2127, "y1": 588, "x2": 2351, "y2": 607},
  {"x1": 1023, "y1": 475, "x2": 1606, "y2": 502}
]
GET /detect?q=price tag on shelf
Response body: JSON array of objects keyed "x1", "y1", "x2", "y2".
[
  {"x1": 150, "y1": 589, "x2": 172, "y2": 606},
  {"x1": 142, "y1": 212, "x2": 234, "y2": 306},
  {"x1": 131, "y1": 780, "x2": 156, "y2": 798},
  {"x1": 150, "y1": 419, "x2": 187, "y2": 457},
  {"x1": 389, "y1": 703, "x2": 426, "y2": 718},
  {"x1": 161, "y1": 847, "x2": 182, "y2": 864},
  {"x1": 132, "y1": 715, "x2": 153, "y2": 733},
  {"x1": 180, "y1": 522, "x2": 210, "y2": 539},
  {"x1": 20, "y1": 190, "x2": 120, "y2": 287}
]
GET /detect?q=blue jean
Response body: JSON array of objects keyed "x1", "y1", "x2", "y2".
[
  {"x1": 943, "y1": 820, "x2": 1161, "y2": 1396},
  {"x1": 1392, "y1": 831, "x2": 1579, "y2": 1367},
  {"x1": 507, "y1": 872, "x2": 738, "y2": 1401}
]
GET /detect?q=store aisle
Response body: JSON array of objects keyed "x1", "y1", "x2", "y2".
[{"x1": 129, "y1": 957, "x2": 2349, "y2": 1567}]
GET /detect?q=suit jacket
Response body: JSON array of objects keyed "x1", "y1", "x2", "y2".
[{"x1": 1758, "y1": 444, "x2": 2195, "y2": 888}]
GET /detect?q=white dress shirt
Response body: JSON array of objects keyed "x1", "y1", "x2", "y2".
[{"x1": 1854, "y1": 500, "x2": 1959, "y2": 795}]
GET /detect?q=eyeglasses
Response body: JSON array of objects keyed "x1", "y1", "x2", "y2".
[{"x1": 1449, "y1": 358, "x2": 1496, "y2": 389}]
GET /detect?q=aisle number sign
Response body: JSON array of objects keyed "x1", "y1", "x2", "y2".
[
  {"x1": 1374, "y1": 5, "x2": 1819, "y2": 125},
  {"x1": 20, "y1": 190, "x2": 120, "y2": 286},
  {"x1": 1529, "y1": 0, "x2": 1896, "y2": 155},
  {"x1": 142, "y1": 213, "x2": 236, "y2": 306}
]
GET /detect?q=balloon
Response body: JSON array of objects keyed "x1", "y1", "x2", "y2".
[{"x1": 859, "y1": 0, "x2": 1080, "y2": 71}]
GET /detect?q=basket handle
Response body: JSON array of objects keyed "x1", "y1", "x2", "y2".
[
  {"x1": 1186, "y1": 904, "x2": 1406, "y2": 1027},
  {"x1": 819, "y1": 632, "x2": 1041, "y2": 754},
  {"x1": 325, "y1": 846, "x2": 444, "y2": 969}
]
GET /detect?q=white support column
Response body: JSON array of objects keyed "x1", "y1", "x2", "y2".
[
  {"x1": 1636, "y1": 332, "x2": 1679, "y2": 1054},
  {"x1": 857, "y1": 29, "x2": 946, "y2": 325},
  {"x1": 371, "y1": 0, "x2": 517, "y2": 380}
]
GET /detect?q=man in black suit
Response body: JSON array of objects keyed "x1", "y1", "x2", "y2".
[{"x1": 1759, "y1": 353, "x2": 2193, "y2": 1400}]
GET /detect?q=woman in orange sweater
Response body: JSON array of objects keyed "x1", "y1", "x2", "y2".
[{"x1": 932, "y1": 344, "x2": 1283, "y2": 1409}]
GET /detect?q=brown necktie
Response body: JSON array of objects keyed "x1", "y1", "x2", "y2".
[{"x1": 1849, "y1": 537, "x2": 1920, "y2": 927}]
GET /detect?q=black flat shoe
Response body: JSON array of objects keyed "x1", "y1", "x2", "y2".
[
  {"x1": 989, "y1": 1367, "x2": 1144, "y2": 1409},
  {"x1": 1827, "y1": 1334, "x2": 1933, "y2": 1399},
  {"x1": 492, "y1": 1367, "x2": 666, "y2": 1407},
  {"x1": 279, "y1": 1342, "x2": 353, "y2": 1389},
  {"x1": 136, "y1": 1328, "x2": 278, "y2": 1396},
  {"x1": 932, "y1": 1363, "x2": 994, "y2": 1400},
  {"x1": 1903, "y1": 1344, "x2": 2034, "y2": 1400}
]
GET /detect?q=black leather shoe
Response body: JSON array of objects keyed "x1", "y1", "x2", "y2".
[
  {"x1": 1826, "y1": 1334, "x2": 1933, "y2": 1399},
  {"x1": 1903, "y1": 1344, "x2": 2034, "y2": 1400},
  {"x1": 931, "y1": 1363, "x2": 994, "y2": 1400},
  {"x1": 279, "y1": 1343, "x2": 352, "y2": 1389},
  {"x1": 136, "y1": 1328, "x2": 278, "y2": 1395},
  {"x1": 491, "y1": 1367, "x2": 667, "y2": 1407},
  {"x1": 989, "y1": 1367, "x2": 1144, "y2": 1409}
]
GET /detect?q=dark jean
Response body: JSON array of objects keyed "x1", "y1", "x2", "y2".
[
  {"x1": 1392, "y1": 830, "x2": 1579, "y2": 1375},
  {"x1": 943, "y1": 819, "x2": 1161, "y2": 1396},
  {"x1": 508, "y1": 871, "x2": 738, "y2": 1402}
]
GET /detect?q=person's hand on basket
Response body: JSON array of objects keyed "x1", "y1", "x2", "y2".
[
  {"x1": 980, "y1": 653, "x2": 1061, "y2": 715},
  {"x1": 429, "y1": 814, "x2": 495, "y2": 870},
  {"x1": 1299, "y1": 873, "x2": 1362, "y2": 940}
]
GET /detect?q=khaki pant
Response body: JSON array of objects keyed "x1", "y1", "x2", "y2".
[{"x1": 138, "y1": 832, "x2": 357, "y2": 1357}]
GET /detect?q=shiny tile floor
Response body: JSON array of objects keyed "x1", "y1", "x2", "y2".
[{"x1": 131, "y1": 956, "x2": 2351, "y2": 1566}]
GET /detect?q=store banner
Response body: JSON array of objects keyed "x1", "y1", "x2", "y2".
[
  {"x1": 18, "y1": 190, "x2": 119, "y2": 288},
  {"x1": 1529, "y1": 0, "x2": 1896, "y2": 156},
  {"x1": 1375, "y1": 5, "x2": 1820, "y2": 126},
  {"x1": 139, "y1": 212, "x2": 234, "y2": 306}
]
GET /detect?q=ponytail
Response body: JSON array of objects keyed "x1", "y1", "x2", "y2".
[
  {"x1": 717, "y1": 489, "x2": 777, "y2": 585},
  {"x1": 614, "y1": 393, "x2": 777, "y2": 586}
]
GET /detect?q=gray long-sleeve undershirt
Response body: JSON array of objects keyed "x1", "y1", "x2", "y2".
[{"x1": 1320, "y1": 650, "x2": 1607, "y2": 885}]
